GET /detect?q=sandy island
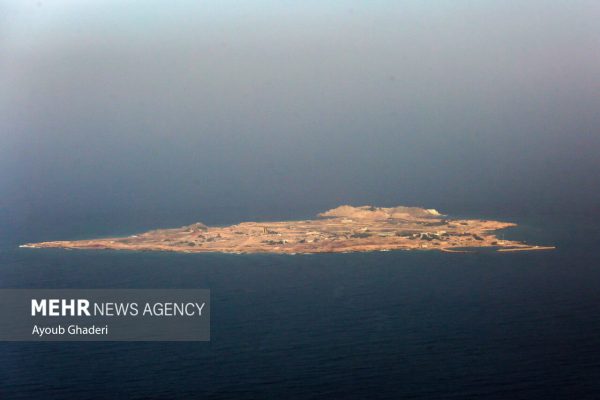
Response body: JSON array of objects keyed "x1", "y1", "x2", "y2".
[{"x1": 20, "y1": 205, "x2": 554, "y2": 254}]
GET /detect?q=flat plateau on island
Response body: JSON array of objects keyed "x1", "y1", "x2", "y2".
[{"x1": 21, "y1": 205, "x2": 554, "y2": 254}]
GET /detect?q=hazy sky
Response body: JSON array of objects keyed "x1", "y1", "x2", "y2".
[{"x1": 2, "y1": 1, "x2": 600, "y2": 234}]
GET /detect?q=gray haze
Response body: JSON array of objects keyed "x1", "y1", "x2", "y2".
[{"x1": 2, "y1": 1, "x2": 600, "y2": 239}]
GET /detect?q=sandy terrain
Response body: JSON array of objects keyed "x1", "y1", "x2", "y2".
[{"x1": 21, "y1": 205, "x2": 554, "y2": 254}]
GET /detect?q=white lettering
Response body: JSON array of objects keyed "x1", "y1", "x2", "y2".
[
  {"x1": 31, "y1": 299, "x2": 91, "y2": 316},
  {"x1": 31, "y1": 324, "x2": 65, "y2": 337},
  {"x1": 142, "y1": 302, "x2": 205, "y2": 316},
  {"x1": 31, "y1": 299, "x2": 45, "y2": 316},
  {"x1": 78, "y1": 299, "x2": 91, "y2": 316},
  {"x1": 48, "y1": 299, "x2": 60, "y2": 316}
]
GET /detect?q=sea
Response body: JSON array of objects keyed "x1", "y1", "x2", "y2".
[{"x1": 1, "y1": 211, "x2": 600, "y2": 399}]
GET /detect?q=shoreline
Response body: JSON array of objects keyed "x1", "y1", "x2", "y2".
[{"x1": 20, "y1": 205, "x2": 553, "y2": 255}]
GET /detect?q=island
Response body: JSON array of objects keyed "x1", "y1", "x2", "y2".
[{"x1": 20, "y1": 205, "x2": 554, "y2": 254}]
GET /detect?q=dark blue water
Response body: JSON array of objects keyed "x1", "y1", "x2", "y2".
[{"x1": 1, "y1": 213, "x2": 600, "y2": 399}]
